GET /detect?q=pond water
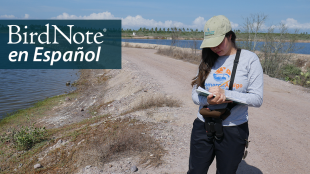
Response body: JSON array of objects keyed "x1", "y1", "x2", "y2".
[
  {"x1": 122, "y1": 39, "x2": 310, "y2": 55},
  {"x1": 0, "y1": 69, "x2": 79, "y2": 119},
  {"x1": 0, "y1": 32, "x2": 79, "y2": 119}
]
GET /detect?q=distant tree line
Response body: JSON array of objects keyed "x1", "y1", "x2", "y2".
[{"x1": 122, "y1": 27, "x2": 202, "y2": 33}]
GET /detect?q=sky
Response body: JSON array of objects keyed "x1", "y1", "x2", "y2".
[{"x1": 1, "y1": 0, "x2": 310, "y2": 32}]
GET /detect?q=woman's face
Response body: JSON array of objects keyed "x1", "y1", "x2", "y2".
[{"x1": 210, "y1": 36, "x2": 233, "y2": 56}]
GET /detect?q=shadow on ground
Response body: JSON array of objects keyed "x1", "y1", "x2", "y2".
[{"x1": 237, "y1": 160, "x2": 263, "y2": 174}]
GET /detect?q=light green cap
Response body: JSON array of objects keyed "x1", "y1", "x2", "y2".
[{"x1": 200, "y1": 15, "x2": 232, "y2": 48}]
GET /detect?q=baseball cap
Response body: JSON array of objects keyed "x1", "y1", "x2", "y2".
[{"x1": 200, "y1": 15, "x2": 232, "y2": 48}]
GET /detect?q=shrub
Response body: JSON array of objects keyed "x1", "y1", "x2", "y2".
[
  {"x1": 292, "y1": 71, "x2": 310, "y2": 87},
  {"x1": 281, "y1": 64, "x2": 301, "y2": 81},
  {"x1": 295, "y1": 58, "x2": 307, "y2": 68},
  {"x1": 13, "y1": 124, "x2": 46, "y2": 150},
  {"x1": 240, "y1": 14, "x2": 302, "y2": 79},
  {"x1": 1, "y1": 123, "x2": 47, "y2": 150},
  {"x1": 279, "y1": 65, "x2": 310, "y2": 87}
]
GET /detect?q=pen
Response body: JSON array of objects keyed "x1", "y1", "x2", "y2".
[{"x1": 219, "y1": 80, "x2": 230, "y2": 87}]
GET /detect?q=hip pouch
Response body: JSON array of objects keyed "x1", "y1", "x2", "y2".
[{"x1": 200, "y1": 107, "x2": 231, "y2": 120}]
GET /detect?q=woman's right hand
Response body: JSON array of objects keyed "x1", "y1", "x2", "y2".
[{"x1": 207, "y1": 93, "x2": 232, "y2": 105}]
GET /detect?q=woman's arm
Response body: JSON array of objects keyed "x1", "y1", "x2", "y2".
[
  {"x1": 224, "y1": 58, "x2": 264, "y2": 107},
  {"x1": 192, "y1": 84, "x2": 209, "y2": 106}
]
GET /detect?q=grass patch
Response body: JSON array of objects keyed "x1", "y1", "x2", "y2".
[
  {"x1": 0, "y1": 92, "x2": 78, "y2": 130},
  {"x1": 281, "y1": 64, "x2": 302, "y2": 80},
  {"x1": 1, "y1": 123, "x2": 47, "y2": 151},
  {"x1": 122, "y1": 94, "x2": 182, "y2": 115},
  {"x1": 88, "y1": 100, "x2": 114, "y2": 116},
  {"x1": 0, "y1": 115, "x2": 166, "y2": 173},
  {"x1": 156, "y1": 47, "x2": 200, "y2": 64},
  {"x1": 0, "y1": 92, "x2": 78, "y2": 173},
  {"x1": 295, "y1": 58, "x2": 308, "y2": 68},
  {"x1": 276, "y1": 64, "x2": 310, "y2": 88}
]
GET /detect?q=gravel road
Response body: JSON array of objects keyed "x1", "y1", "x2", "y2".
[{"x1": 120, "y1": 47, "x2": 310, "y2": 174}]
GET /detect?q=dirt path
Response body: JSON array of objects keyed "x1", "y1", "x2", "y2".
[{"x1": 121, "y1": 47, "x2": 310, "y2": 173}]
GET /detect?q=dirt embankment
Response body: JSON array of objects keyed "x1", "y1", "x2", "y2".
[{"x1": 1, "y1": 47, "x2": 194, "y2": 173}]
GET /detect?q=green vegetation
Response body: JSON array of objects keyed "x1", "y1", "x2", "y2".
[
  {"x1": 238, "y1": 14, "x2": 310, "y2": 88},
  {"x1": 291, "y1": 70, "x2": 310, "y2": 87},
  {"x1": 0, "y1": 99, "x2": 168, "y2": 173},
  {"x1": 1, "y1": 123, "x2": 46, "y2": 151},
  {"x1": 122, "y1": 27, "x2": 204, "y2": 39},
  {"x1": 0, "y1": 90, "x2": 80, "y2": 172},
  {"x1": 281, "y1": 64, "x2": 302, "y2": 80},
  {"x1": 279, "y1": 64, "x2": 310, "y2": 87},
  {"x1": 0, "y1": 92, "x2": 78, "y2": 128},
  {"x1": 236, "y1": 32, "x2": 310, "y2": 41},
  {"x1": 121, "y1": 27, "x2": 310, "y2": 41}
]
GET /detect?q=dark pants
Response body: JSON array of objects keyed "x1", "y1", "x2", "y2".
[{"x1": 187, "y1": 118, "x2": 249, "y2": 174}]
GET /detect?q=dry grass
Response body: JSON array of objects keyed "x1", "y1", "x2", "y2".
[
  {"x1": 295, "y1": 58, "x2": 307, "y2": 68},
  {"x1": 0, "y1": 114, "x2": 166, "y2": 173},
  {"x1": 96, "y1": 74, "x2": 110, "y2": 84},
  {"x1": 302, "y1": 59, "x2": 310, "y2": 70},
  {"x1": 156, "y1": 47, "x2": 201, "y2": 64},
  {"x1": 134, "y1": 44, "x2": 142, "y2": 48},
  {"x1": 306, "y1": 62, "x2": 310, "y2": 69},
  {"x1": 122, "y1": 93, "x2": 182, "y2": 115},
  {"x1": 124, "y1": 42, "x2": 130, "y2": 47},
  {"x1": 72, "y1": 69, "x2": 109, "y2": 92},
  {"x1": 88, "y1": 100, "x2": 114, "y2": 116}
]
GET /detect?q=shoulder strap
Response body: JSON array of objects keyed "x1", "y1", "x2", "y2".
[
  {"x1": 226, "y1": 49, "x2": 241, "y2": 112},
  {"x1": 229, "y1": 49, "x2": 241, "y2": 90}
]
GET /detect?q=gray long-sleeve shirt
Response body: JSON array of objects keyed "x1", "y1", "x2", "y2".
[{"x1": 192, "y1": 49, "x2": 264, "y2": 126}]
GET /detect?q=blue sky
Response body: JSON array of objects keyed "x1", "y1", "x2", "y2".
[{"x1": 1, "y1": 0, "x2": 310, "y2": 32}]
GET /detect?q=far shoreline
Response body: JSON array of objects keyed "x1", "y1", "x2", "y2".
[{"x1": 122, "y1": 36, "x2": 310, "y2": 43}]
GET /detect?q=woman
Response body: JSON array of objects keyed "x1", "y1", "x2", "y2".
[{"x1": 188, "y1": 15, "x2": 263, "y2": 174}]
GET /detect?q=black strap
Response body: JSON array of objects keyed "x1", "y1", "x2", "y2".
[
  {"x1": 226, "y1": 49, "x2": 241, "y2": 110},
  {"x1": 229, "y1": 49, "x2": 241, "y2": 90}
]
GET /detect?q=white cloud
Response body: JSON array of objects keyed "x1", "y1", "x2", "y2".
[
  {"x1": 53, "y1": 12, "x2": 310, "y2": 32},
  {"x1": 281, "y1": 18, "x2": 310, "y2": 29},
  {"x1": 0, "y1": 14, "x2": 15, "y2": 19},
  {"x1": 122, "y1": 15, "x2": 185, "y2": 28},
  {"x1": 191, "y1": 16, "x2": 206, "y2": 30},
  {"x1": 53, "y1": 12, "x2": 242, "y2": 30},
  {"x1": 0, "y1": 14, "x2": 30, "y2": 19},
  {"x1": 24, "y1": 14, "x2": 29, "y2": 19},
  {"x1": 230, "y1": 22, "x2": 239, "y2": 29},
  {"x1": 53, "y1": 12, "x2": 185, "y2": 29},
  {"x1": 53, "y1": 11, "x2": 116, "y2": 19}
]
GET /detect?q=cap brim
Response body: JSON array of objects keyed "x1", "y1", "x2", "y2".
[{"x1": 200, "y1": 35, "x2": 225, "y2": 48}]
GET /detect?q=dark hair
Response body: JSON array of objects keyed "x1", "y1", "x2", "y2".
[{"x1": 191, "y1": 31, "x2": 237, "y2": 88}]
